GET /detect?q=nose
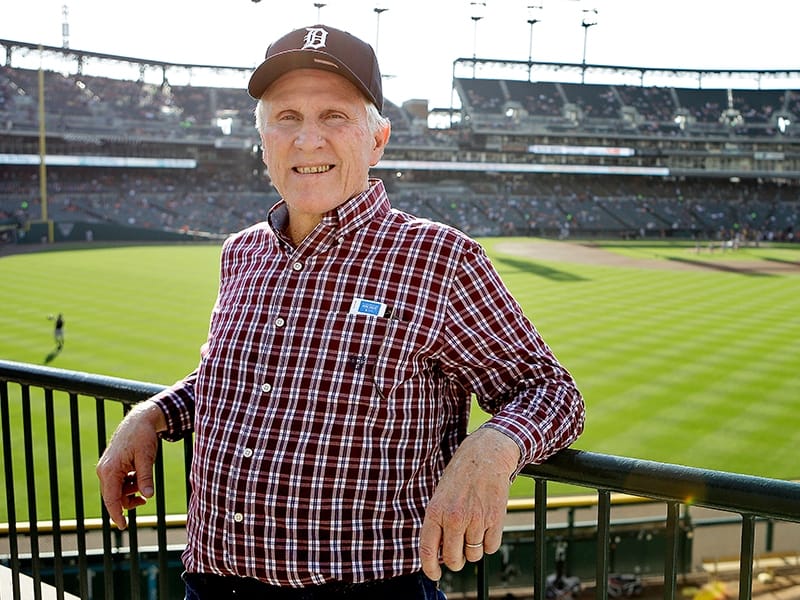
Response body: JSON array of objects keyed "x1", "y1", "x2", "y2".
[{"x1": 294, "y1": 120, "x2": 324, "y2": 151}]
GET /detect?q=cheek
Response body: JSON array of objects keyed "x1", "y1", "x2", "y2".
[{"x1": 261, "y1": 138, "x2": 281, "y2": 169}]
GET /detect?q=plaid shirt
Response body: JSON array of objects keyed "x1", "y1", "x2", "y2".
[{"x1": 153, "y1": 179, "x2": 584, "y2": 586}]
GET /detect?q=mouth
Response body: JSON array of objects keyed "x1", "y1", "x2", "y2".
[{"x1": 294, "y1": 164, "x2": 334, "y2": 174}]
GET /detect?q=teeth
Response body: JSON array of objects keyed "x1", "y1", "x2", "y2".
[{"x1": 296, "y1": 165, "x2": 332, "y2": 174}]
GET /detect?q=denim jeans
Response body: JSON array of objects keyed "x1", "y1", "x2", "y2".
[{"x1": 182, "y1": 571, "x2": 447, "y2": 600}]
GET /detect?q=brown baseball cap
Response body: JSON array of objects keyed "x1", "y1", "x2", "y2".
[{"x1": 247, "y1": 24, "x2": 383, "y2": 113}]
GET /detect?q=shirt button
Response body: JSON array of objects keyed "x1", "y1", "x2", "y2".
[
  {"x1": 243, "y1": 448, "x2": 254, "y2": 458},
  {"x1": 234, "y1": 513, "x2": 244, "y2": 523},
  {"x1": 292, "y1": 261, "x2": 303, "y2": 271},
  {"x1": 337, "y1": 236, "x2": 345, "y2": 245},
  {"x1": 274, "y1": 317, "x2": 285, "y2": 327},
  {"x1": 261, "y1": 382, "x2": 272, "y2": 393}
]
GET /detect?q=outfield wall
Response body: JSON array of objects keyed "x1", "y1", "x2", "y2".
[{"x1": 18, "y1": 221, "x2": 224, "y2": 245}]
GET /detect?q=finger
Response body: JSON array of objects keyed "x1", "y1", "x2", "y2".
[
  {"x1": 419, "y1": 518, "x2": 444, "y2": 581},
  {"x1": 464, "y1": 528, "x2": 487, "y2": 562},
  {"x1": 440, "y1": 527, "x2": 467, "y2": 573},
  {"x1": 133, "y1": 456, "x2": 155, "y2": 499},
  {"x1": 98, "y1": 472, "x2": 129, "y2": 530},
  {"x1": 483, "y1": 520, "x2": 504, "y2": 555}
]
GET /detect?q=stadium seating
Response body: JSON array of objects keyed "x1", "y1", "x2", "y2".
[{"x1": 1, "y1": 47, "x2": 798, "y2": 243}]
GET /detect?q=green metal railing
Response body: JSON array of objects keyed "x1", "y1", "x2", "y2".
[{"x1": 2, "y1": 358, "x2": 800, "y2": 600}]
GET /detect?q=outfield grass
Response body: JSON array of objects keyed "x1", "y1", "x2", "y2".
[{"x1": 1, "y1": 239, "x2": 799, "y2": 521}]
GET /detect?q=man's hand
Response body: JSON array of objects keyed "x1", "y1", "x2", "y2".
[
  {"x1": 96, "y1": 401, "x2": 166, "y2": 529},
  {"x1": 419, "y1": 427, "x2": 520, "y2": 581}
]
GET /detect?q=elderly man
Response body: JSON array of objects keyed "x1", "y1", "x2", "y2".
[{"x1": 96, "y1": 24, "x2": 584, "y2": 600}]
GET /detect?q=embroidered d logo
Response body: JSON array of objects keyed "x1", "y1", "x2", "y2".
[{"x1": 302, "y1": 28, "x2": 329, "y2": 50}]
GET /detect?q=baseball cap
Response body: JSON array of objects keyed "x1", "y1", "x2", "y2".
[{"x1": 247, "y1": 24, "x2": 384, "y2": 113}]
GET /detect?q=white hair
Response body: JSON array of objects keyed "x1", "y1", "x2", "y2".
[{"x1": 254, "y1": 98, "x2": 390, "y2": 137}]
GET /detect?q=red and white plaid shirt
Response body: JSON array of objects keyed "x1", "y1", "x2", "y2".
[{"x1": 154, "y1": 179, "x2": 584, "y2": 587}]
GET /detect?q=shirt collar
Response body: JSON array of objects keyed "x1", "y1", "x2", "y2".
[
  {"x1": 322, "y1": 178, "x2": 390, "y2": 237},
  {"x1": 268, "y1": 178, "x2": 390, "y2": 246}
]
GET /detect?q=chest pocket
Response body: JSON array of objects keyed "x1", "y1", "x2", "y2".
[{"x1": 319, "y1": 311, "x2": 434, "y2": 399}]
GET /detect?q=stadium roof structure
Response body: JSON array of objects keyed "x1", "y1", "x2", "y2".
[
  {"x1": 1, "y1": 39, "x2": 252, "y2": 89},
  {"x1": 453, "y1": 56, "x2": 800, "y2": 90},
  {"x1": 7, "y1": 37, "x2": 800, "y2": 97}
]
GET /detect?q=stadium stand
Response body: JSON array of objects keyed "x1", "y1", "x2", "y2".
[{"x1": 0, "y1": 39, "x2": 798, "y2": 245}]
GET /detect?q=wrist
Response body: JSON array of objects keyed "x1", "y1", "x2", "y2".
[
  {"x1": 471, "y1": 426, "x2": 521, "y2": 477},
  {"x1": 133, "y1": 400, "x2": 168, "y2": 433}
]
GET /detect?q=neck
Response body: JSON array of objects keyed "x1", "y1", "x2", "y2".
[{"x1": 285, "y1": 214, "x2": 320, "y2": 246}]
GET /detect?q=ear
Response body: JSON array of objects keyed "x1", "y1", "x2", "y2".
[{"x1": 370, "y1": 122, "x2": 391, "y2": 167}]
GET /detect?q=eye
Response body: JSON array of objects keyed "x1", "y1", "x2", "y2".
[{"x1": 323, "y1": 111, "x2": 348, "y2": 122}]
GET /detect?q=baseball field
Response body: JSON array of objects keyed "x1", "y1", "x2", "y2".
[{"x1": 0, "y1": 238, "x2": 798, "y2": 520}]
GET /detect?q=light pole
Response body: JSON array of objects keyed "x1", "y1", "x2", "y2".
[
  {"x1": 313, "y1": 2, "x2": 326, "y2": 21},
  {"x1": 374, "y1": 5, "x2": 389, "y2": 56},
  {"x1": 581, "y1": 8, "x2": 597, "y2": 83},
  {"x1": 527, "y1": 4, "x2": 543, "y2": 80},
  {"x1": 469, "y1": 1, "x2": 486, "y2": 77}
]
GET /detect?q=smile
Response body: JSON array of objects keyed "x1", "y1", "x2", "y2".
[{"x1": 295, "y1": 165, "x2": 333, "y2": 174}]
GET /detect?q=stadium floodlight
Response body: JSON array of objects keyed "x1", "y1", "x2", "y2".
[
  {"x1": 581, "y1": 7, "x2": 598, "y2": 83},
  {"x1": 469, "y1": 1, "x2": 487, "y2": 76},
  {"x1": 526, "y1": 4, "x2": 543, "y2": 79},
  {"x1": 374, "y1": 5, "x2": 389, "y2": 56},
  {"x1": 314, "y1": 2, "x2": 327, "y2": 20}
]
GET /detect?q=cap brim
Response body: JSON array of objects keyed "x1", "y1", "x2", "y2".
[{"x1": 247, "y1": 49, "x2": 378, "y2": 107}]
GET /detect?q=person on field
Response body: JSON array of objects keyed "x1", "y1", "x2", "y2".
[
  {"x1": 54, "y1": 313, "x2": 64, "y2": 350},
  {"x1": 96, "y1": 24, "x2": 585, "y2": 600}
]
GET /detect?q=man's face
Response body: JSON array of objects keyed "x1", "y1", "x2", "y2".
[{"x1": 259, "y1": 69, "x2": 388, "y2": 238}]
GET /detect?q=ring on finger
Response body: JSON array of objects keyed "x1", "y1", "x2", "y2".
[{"x1": 465, "y1": 541, "x2": 484, "y2": 549}]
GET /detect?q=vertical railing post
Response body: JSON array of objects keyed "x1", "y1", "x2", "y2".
[
  {"x1": 533, "y1": 478, "x2": 547, "y2": 600},
  {"x1": 664, "y1": 501, "x2": 680, "y2": 600},
  {"x1": 128, "y1": 507, "x2": 141, "y2": 597},
  {"x1": 476, "y1": 556, "x2": 488, "y2": 600},
  {"x1": 69, "y1": 393, "x2": 90, "y2": 599},
  {"x1": 595, "y1": 490, "x2": 611, "y2": 600},
  {"x1": 21, "y1": 385, "x2": 42, "y2": 600},
  {"x1": 44, "y1": 389, "x2": 65, "y2": 599},
  {"x1": 738, "y1": 515, "x2": 756, "y2": 600},
  {"x1": 96, "y1": 396, "x2": 115, "y2": 600},
  {"x1": 1, "y1": 380, "x2": 22, "y2": 600},
  {"x1": 155, "y1": 441, "x2": 170, "y2": 599}
]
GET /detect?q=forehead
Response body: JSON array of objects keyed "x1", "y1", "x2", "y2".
[{"x1": 263, "y1": 68, "x2": 365, "y2": 105}]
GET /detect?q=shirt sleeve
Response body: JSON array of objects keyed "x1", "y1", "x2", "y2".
[
  {"x1": 150, "y1": 369, "x2": 197, "y2": 442},
  {"x1": 439, "y1": 238, "x2": 585, "y2": 475}
]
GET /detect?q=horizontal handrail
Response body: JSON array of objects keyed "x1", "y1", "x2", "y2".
[
  {"x1": 0, "y1": 359, "x2": 164, "y2": 403},
  {"x1": 524, "y1": 450, "x2": 800, "y2": 522}
]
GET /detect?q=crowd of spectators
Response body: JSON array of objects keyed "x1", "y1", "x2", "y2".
[
  {"x1": 393, "y1": 176, "x2": 797, "y2": 242},
  {"x1": 460, "y1": 77, "x2": 800, "y2": 136},
  {"x1": 4, "y1": 166, "x2": 795, "y2": 244}
]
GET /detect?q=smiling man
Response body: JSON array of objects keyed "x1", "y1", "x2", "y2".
[{"x1": 96, "y1": 24, "x2": 585, "y2": 600}]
